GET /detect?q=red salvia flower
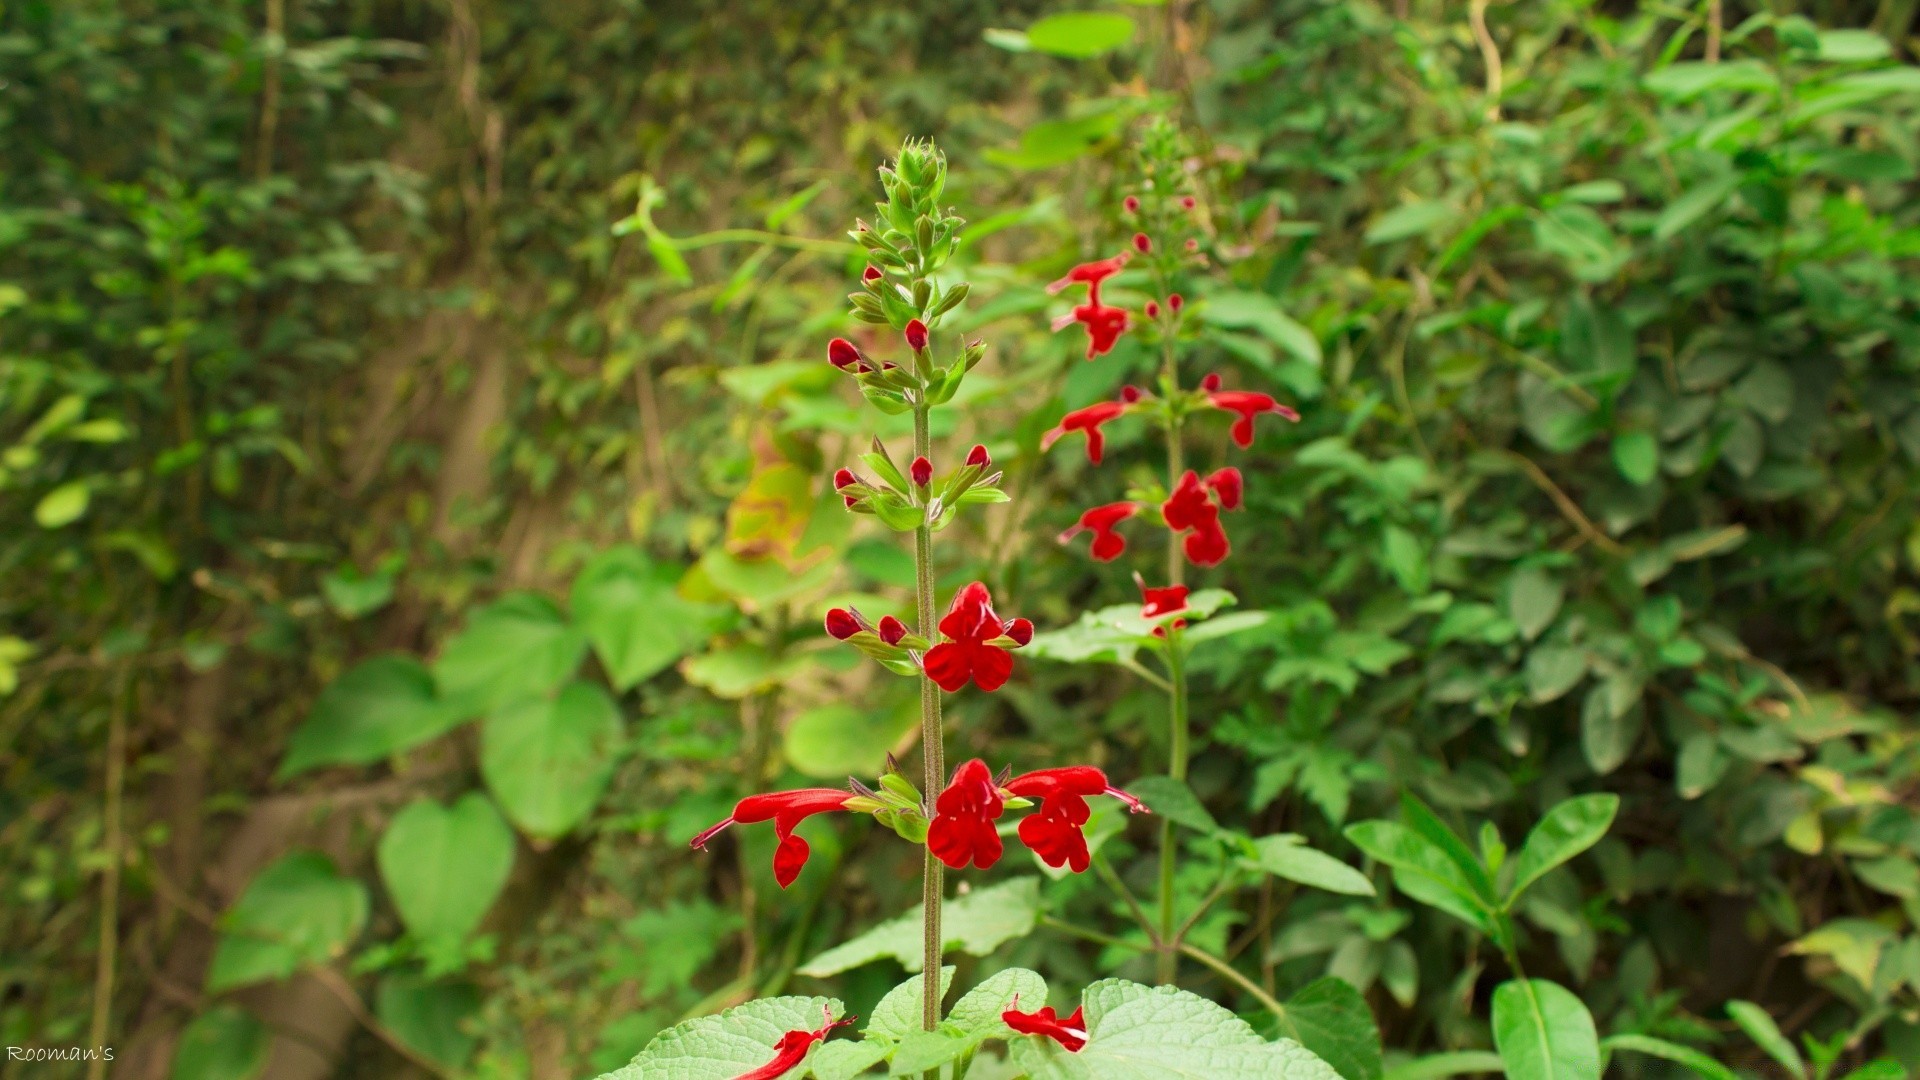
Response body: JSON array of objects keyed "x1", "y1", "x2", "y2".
[
  {"x1": 862, "y1": 264, "x2": 882, "y2": 283},
  {"x1": 1059, "y1": 502, "x2": 1139, "y2": 562},
  {"x1": 877, "y1": 615, "x2": 908, "y2": 646},
  {"x1": 1041, "y1": 400, "x2": 1129, "y2": 465},
  {"x1": 1162, "y1": 470, "x2": 1231, "y2": 568},
  {"x1": 967, "y1": 443, "x2": 991, "y2": 467},
  {"x1": 834, "y1": 467, "x2": 862, "y2": 507},
  {"x1": 1005, "y1": 767, "x2": 1146, "y2": 873},
  {"x1": 824, "y1": 607, "x2": 864, "y2": 640},
  {"x1": 1206, "y1": 466, "x2": 1243, "y2": 510},
  {"x1": 905, "y1": 319, "x2": 929, "y2": 350},
  {"x1": 1120, "y1": 385, "x2": 1145, "y2": 403},
  {"x1": 922, "y1": 581, "x2": 1027, "y2": 692},
  {"x1": 1144, "y1": 300, "x2": 1159, "y2": 319},
  {"x1": 1047, "y1": 254, "x2": 1133, "y2": 360},
  {"x1": 1003, "y1": 1001, "x2": 1088, "y2": 1052},
  {"x1": 1046, "y1": 254, "x2": 1129, "y2": 296},
  {"x1": 731, "y1": 1007, "x2": 854, "y2": 1080},
  {"x1": 1205, "y1": 388, "x2": 1301, "y2": 448},
  {"x1": 1139, "y1": 581, "x2": 1189, "y2": 619},
  {"x1": 927, "y1": 758, "x2": 1004, "y2": 870},
  {"x1": 827, "y1": 337, "x2": 867, "y2": 372},
  {"x1": 1168, "y1": 293, "x2": 1183, "y2": 312},
  {"x1": 1180, "y1": 195, "x2": 1197, "y2": 211},
  {"x1": 1123, "y1": 195, "x2": 1140, "y2": 213},
  {"x1": 1005, "y1": 617, "x2": 1034, "y2": 646},
  {"x1": 910, "y1": 455, "x2": 932, "y2": 487},
  {"x1": 1132, "y1": 232, "x2": 1150, "y2": 253},
  {"x1": 692, "y1": 789, "x2": 855, "y2": 888}
]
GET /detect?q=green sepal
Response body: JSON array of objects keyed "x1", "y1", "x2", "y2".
[
  {"x1": 870, "y1": 495, "x2": 925, "y2": 532},
  {"x1": 877, "y1": 808, "x2": 931, "y2": 844},
  {"x1": 860, "y1": 385, "x2": 913, "y2": 415},
  {"x1": 926, "y1": 362, "x2": 966, "y2": 405},
  {"x1": 878, "y1": 657, "x2": 922, "y2": 677},
  {"x1": 957, "y1": 486, "x2": 1010, "y2": 505},
  {"x1": 878, "y1": 773, "x2": 924, "y2": 806},
  {"x1": 861, "y1": 451, "x2": 909, "y2": 492}
]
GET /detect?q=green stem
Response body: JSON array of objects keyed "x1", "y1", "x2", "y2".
[
  {"x1": 1156, "y1": 634, "x2": 1189, "y2": 983},
  {"x1": 1179, "y1": 942, "x2": 1288, "y2": 1019},
  {"x1": 912, "y1": 401, "x2": 945, "y2": 1038}
]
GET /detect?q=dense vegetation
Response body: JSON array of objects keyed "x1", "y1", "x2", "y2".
[{"x1": 4, "y1": 1, "x2": 1919, "y2": 1077}]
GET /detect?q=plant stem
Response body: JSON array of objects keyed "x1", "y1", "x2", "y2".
[
  {"x1": 1156, "y1": 634, "x2": 1189, "y2": 983},
  {"x1": 87, "y1": 670, "x2": 128, "y2": 1080},
  {"x1": 912, "y1": 401, "x2": 945, "y2": 1037},
  {"x1": 1178, "y1": 942, "x2": 1288, "y2": 1020}
]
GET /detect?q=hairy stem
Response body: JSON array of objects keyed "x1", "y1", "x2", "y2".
[
  {"x1": 1156, "y1": 636, "x2": 1189, "y2": 983},
  {"x1": 912, "y1": 402, "x2": 945, "y2": 1036},
  {"x1": 87, "y1": 670, "x2": 129, "y2": 1080}
]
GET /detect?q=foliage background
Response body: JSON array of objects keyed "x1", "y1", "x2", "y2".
[{"x1": 3, "y1": 0, "x2": 1920, "y2": 1077}]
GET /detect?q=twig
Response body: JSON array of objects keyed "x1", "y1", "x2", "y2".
[
  {"x1": 1500, "y1": 450, "x2": 1628, "y2": 556},
  {"x1": 1470, "y1": 0, "x2": 1504, "y2": 121},
  {"x1": 310, "y1": 967, "x2": 455, "y2": 1079},
  {"x1": 1040, "y1": 915, "x2": 1152, "y2": 954},
  {"x1": 1706, "y1": 0, "x2": 1723, "y2": 63},
  {"x1": 255, "y1": 0, "x2": 285, "y2": 181},
  {"x1": 86, "y1": 670, "x2": 130, "y2": 1080},
  {"x1": 1092, "y1": 850, "x2": 1159, "y2": 944},
  {"x1": 1178, "y1": 942, "x2": 1289, "y2": 1019}
]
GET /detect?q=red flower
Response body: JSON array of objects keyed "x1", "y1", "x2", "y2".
[
  {"x1": 1006, "y1": 618, "x2": 1034, "y2": 646},
  {"x1": 967, "y1": 443, "x2": 990, "y2": 467},
  {"x1": 878, "y1": 615, "x2": 908, "y2": 645},
  {"x1": 1041, "y1": 400, "x2": 1128, "y2": 465},
  {"x1": 1132, "y1": 232, "x2": 1150, "y2": 253},
  {"x1": 1139, "y1": 581, "x2": 1189, "y2": 619},
  {"x1": 1123, "y1": 195, "x2": 1140, "y2": 213},
  {"x1": 1059, "y1": 502, "x2": 1139, "y2": 562},
  {"x1": 1004, "y1": 1002, "x2": 1088, "y2": 1052},
  {"x1": 827, "y1": 338, "x2": 867, "y2": 372},
  {"x1": 1046, "y1": 254, "x2": 1129, "y2": 295},
  {"x1": 910, "y1": 455, "x2": 932, "y2": 487},
  {"x1": 1005, "y1": 767, "x2": 1146, "y2": 873},
  {"x1": 692, "y1": 789, "x2": 855, "y2": 888},
  {"x1": 862, "y1": 264, "x2": 882, "y2": 283},
  {"x1": 824, "y1": 607, "x2": 863, "y2": 640},
  {"x1": 1169, "y1": 293, "x2": 1183, "y2": 311},
  {"x1": 1205, "y1": 388, "x2": 1301, "y2": 448},
  {"x1": 732, "y1": 1008, "x2": 854, "y2": 1080},
  {"x1": 1048, "y1": 254, "x2": 1133, "y2": 360},
  {"x1": 905, "y1": 318, "x2": 929, "y2": 351},
  {"x1": 1144, "y1": 300, "x2": 1159, "y2": 319},
  {"x1": 928, "y1": 758, "x2": 1004, "y2": 870},
  {"x1": 1206, "y1": 466, "x2": 1243, "y2": 510},
  {"x1": 922, "y1": 581, "x2": 1027, "y2": 692},
  {"x1": 1162, "y1": 470, "x2": 1231, "y2": 568},
  {"x1": 1180, "y1": 195, "x2": 1197, "y2": 211}
]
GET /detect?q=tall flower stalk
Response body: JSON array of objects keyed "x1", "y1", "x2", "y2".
[{"x1": 1043, "y1": 121, "x2": 1298, "y2": 983}]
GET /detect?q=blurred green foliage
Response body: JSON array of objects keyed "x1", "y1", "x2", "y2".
[{"x1": 3, "y1": 0, "x2": 1920, "y2": 1077}]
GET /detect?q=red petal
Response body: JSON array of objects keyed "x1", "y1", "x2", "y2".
[
  {"x1": 922, "y1": 642, "x2": 972, "y2": 692},
  {"x1": 969, "y1": 644, "x2": 1014, "y2": 692}
]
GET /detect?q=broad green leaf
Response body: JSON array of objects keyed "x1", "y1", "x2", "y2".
[
  {"x1": 1399, "y1": 794, "x2": 1498, "y2": 903},
  {"x1": 983, "y1": 111, "x2": 1125, "y2": 170},
  {"x1": 207, "y1": 852, "x2": 369, "y2": 992},
  {"x1": 1725, "y1": 1001, "x2": 1804, "y2": 1077},
  {"x1": 1600, "y1": 1034, "x2": 1736, "y2": 1080},
  {"x1": 948, "y1": 967, "x2": 1048, "y2": 1041},
  {"x1": 601, "y1": 995, "x2": 844, "y2": 1080},
  {"x1": 1644, "y1": 60, "x2": 1775, "y2": 99},
  {"x1": 1240, "y1": 834, "x2": 1376, "y2": 896},
  {"x1": 1525, "y1": 646, "x2": 1588, "y2": 703},
  {"x1": 434, "y1": 593, "x2": 587, "y2": 717},
  {"x1": 1344, "y1": 820, "x2": 1494, "y2": 933},
  {"x1": 1815, "y1": 29, "x2": 1891, "y2": 62},
  {"x1": 571, "y1": 547, "x2": 728, "y2": 691},
  {"x1": 376, "y1": 975, "x2": 482, "y2": 1068},
  {"x1": 1027, "y1": 590, "x2": 1238, "y2": 666},
  {"x1": 171, "y1": 1006, "x2": 269, "y2": 1080},
  {"x1": 1505, "y1": 794, "x2": 1618, "y2": 905},
  {"x1": 278, "y1": 655, "x2": 465, "y2": 778},
  {"x1": 784, "y1": 701, "x2": 916, "y2": 779},
  {"x1": 377, "y1": 793, "x2": 514, "y2": 948},
  {"x1": 681, "y1": 643, "x2": 810, "y2": 699},
  {"x1": 809, "y1": 1041, "x2": 890, "y2": 1080},
  {"x1": 1275, "y1": 977, "x2": 1384, "y2": 1080},
  {"x1": 1380, "y1": 1051, "x2": 1506, "y2": 1080},
  {"x1": 1023, "y1": 12, "x2": 1135, "y2": 58},
  {"x1": 867, "y1": 967, "x2": 956, "y2": 1042},
  {"x1": 1611, "y1": 432, "x2": 1658, "y2": 486},
  {"x1": 1506, "y1": 568, "x2": 1564, "y2": 641},
  {"x1": 33, "y1": 480, "x2": 89, "y2": 528},
  {"x1": 1366, "y1": 202, "x2": 1451, "y2": 245},
  {"x1": 320, "y1": 564, "x2": 396, "y2": 619},
  {"x1": 1010, "y1": 979, "x2": 1341, "y2": 1079},
  {"x1": 480, "y1": 681, "x2": 625, "y2": 839},
  {"x1": 1490, "y1": 979, "x2": 1600, "y2": 1080},
  {"x1": 798, "y1": 878, "x2": 1040, "y2": 976},
  {"x1": 1580, "y1": 686, "x2": 1642, "y2": 776},
  {"x1": 1129, "y1": 776, "x2": 1218, "y2": 833},
  {"x1": 1202, "y1": 291, "x2": 1323, "y2": 367},
  {"x1": 1654, "y1": 173, "x2": 1741, "y2": 241}
]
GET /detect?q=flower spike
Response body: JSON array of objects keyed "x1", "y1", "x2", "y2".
[
  {"x1": 1162, "y1": 470, "x2": 1231, "y2": 568},
  {"x1": 692, "y1": 789, "x2": 857, "y2": 888},
  {"x1": 1004, "y1": 766, "x2": 1147, "y2": 873},
  {"x1": 928, "y1": 758, "x2": 1004, "y2": 870},
  {"x1": 1041, "y1": 400, "x2": 1129, "y2": 465},
  {"x1": 922, "y1": 581, "x2": 1028, "y2": 692},
  {"x1": 1060, "y1": 502, "x2": 1139, "y2": 562},
  {"x1": 1047, "y1": 253, "x2": 1133, "y2": 359},
  {"x1": 1204, "y1": 386, "x2": 1301, "y2": 448}
]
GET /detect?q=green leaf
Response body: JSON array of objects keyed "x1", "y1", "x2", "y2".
[
  {"x1": 1725, "y1": 1001, "x2": 1805, "y2": 1077},
  {"x1": 1202, "y1": 291, "x2": 1323, "y2": 367},
  {"x1": 783, "y1": 701, "x2": 916, "y2": 779},
  {"x1": 1654, "y1": 173, "x2": 1741, "y2": 241},
  {"x1": 320, "y1": 564, "x2": 396, "y2": 619},
  {"x1": 1010, "y1": 979, "x2": 1342, "y2": 1079},
  {"x1": 376, "y1": 793, "x2": 515, "y2": 948},
  {"x1": 1380, "y1": 1051, "x2": 1507, "y2": 1080},
  {"x1": 1240, "y1": 834, "x2": 1376, "y2": 896},
  {"x1": 1611, "y1": 432, "x2": 1658, "y2": 485},
  {"x1": 278, "y1": 655, "x2": 465, "y2": 778},
  {"x1": 1580, "y1": 685, "x2": 1642, "y2": 776},
  {"x1": 1505, "y1": 794, "x2": 1619, "y2": 905},
  {"x1": 571, "y1": 548, "x2": 728, "y2": 691},
  {"x1": 948, "y1": 967, "x2": 1048, "y2": 1041},
  {"x1": 376, "y1": 975, "x2": 482, "y2": 1069},
  {"x1": 1366, "y1": 202, "x2": 1451, "y2": 245},
  {"x1": 207, "y1": 852, "x2": 369, "y2": 992},
  {"x1": 681, "y1": 643, "x2": 810, "y2": 699},
  {"x1": 867, "y1": 968, "x2": 956, "y2": 1042},
  {"x1": 1023, "y1": 12, "x2": 1135, "y2": 58},
  {"x1": 171, "y1": 1006, "x2": 269, "y2": 1080},
  {"x1": 1600, "y1": 1034, "x2": 1736, "y2": 1080},
  {"x1": 1816, "y1": 29, "x2": 1891, "y2": 62},
  {"x1": 1525, "y1": 646, "x2": 1588, "y2": 703},
  {"x1": 1129, "y1": 776, "x2": 1218, "y2": 833},
  {"x1": 1344, "y1": 820, "x2": 1494, "y2": 933},
  {"x1": 34, "y1": 480, "x2": 90, "y2": 528},
  {"x1": 480, "y1": 681, "x2": 625, "y2": 839},
  {"x1": 601, "y1": 995, "x2": 845, "y2": 1080},
  {"x1": 1490, "y1": 979, "x2": 1601, "y2": 1080},
  {"x1": 878, "y1": 968, "x2": 1049, "y2": 1075},
  {"x1": 798, "y1": 878, "x2": 1041, "y2": 976},
  {"x1": 1644, "y1": 60, "x2": 1775, "y2": 99},
  {"x1": 1275, "y1": 977, "x2": 1384, "y2": 1080},
  {"x1": 1506, "y1": 568, "x2": 1564, "y2": 641},
  {"x1": 434, "y1": 593, "x2": 587, "y2": 717}
]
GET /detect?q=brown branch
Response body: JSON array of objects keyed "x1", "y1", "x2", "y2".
[
  {"x1": 1470, "y1": 0, "x2": 1504, "y2": 121},
  {"x1": 86, "y1": 671, "x2": 130, "y2": 1080},
  {"x1": 310, "y1": 967, "x2": 455, "y2": 1079},
  {"x1": 1501, "y1": 450, "x2": 1628, "y2": 556}
]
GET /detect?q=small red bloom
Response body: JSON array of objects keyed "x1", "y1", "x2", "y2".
[
  {"x1": 878, "y1": 615, "x2": 908, "y2": 645},
  {"x1": 863, "y1": 264, "x2": 883, "y2": 283},
  {"x1": 921, "y1": 581, "x2": 1027, "y2": 692},
  {"x1": 1206, "y1": 388, "x2": 1301, "y2": 448},
  {"x1": 824, "y1": 607, "x2": 863, "y2": 640},
  {"x1": 1120, "y1": 385, "x2": 1144, "y2": 403},
  {"x1": 1123, "y1": 195, "x2": 1140, "y2": 213},
  {"x1": 967, "y1": 443, "x2": 991, "y2": 467},
  {"x1": 1168, "y1": 293, "x2": 1183, "y2": 312},
  {"x1": 1206, "y1": 466, "x2": 1243, "y2": 510},
  {"x1": 1005, "y1": 767, "x2": 1147, "y2": 874},
  {"x1": 1041, "y1": 400, "x2": 1128, "y2": 465},
  {"x1": 1144, "y1": 300, "x2": 1159, "y2": 319},
  {"x1": 1140, "y1": 582, "x2": 1189, "y2": 619},
  {"x1": 732, "y1": 1008, "x2": 854, "y2": 1079},
  {"x1": 910, "y1": 455, "x2": 932, "y2": 487},
  {"x1": 692, "y1": 789, "x2": 855, "y2": 888},
  {"x1": 1059, "y1": 502, "x2": 1139, "y2": 562},
  {"x1": 1180, "y1": 195, "x2": 1197, "y2": 211},
  {"x1": 1047, "y1": 254, "x2": 1133, "y2": 360},
  {"x1": 1006, "y1": 617, "x2": 1034, "y2": 646},
  {"x1": 1004, "y1": 1003, "x2": 1088, "y2": 1052},
  {"x1": 1132, "y1": 232, "x2": 1151, "y2": 253},
  {"x1": 928, "y1": 758, "x2": 1004, "y2": 870},
  {"x1": 1047, "y1": 255, "x2": 1129, "y2": 295},
  {"x1": 1162, "y1": 470, "x2": 1231, "y2": 568},
  {"x1": 1200, "y1": 372, "x2": 1221, "y2": 392},
  {"x1": 1184, "y1": 238, "x2": 1199, "y2": 252},
  {"x1": 905, "y1": 319, "x2": 929, "y2": 350},
  {"x1": 827, "y1": 338, "x2": 864, "y2": 371}
]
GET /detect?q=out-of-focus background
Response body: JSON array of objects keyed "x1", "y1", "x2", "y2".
[{"x1": 4, "y1": 1, "x2": 1920, "y2": 1077}]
